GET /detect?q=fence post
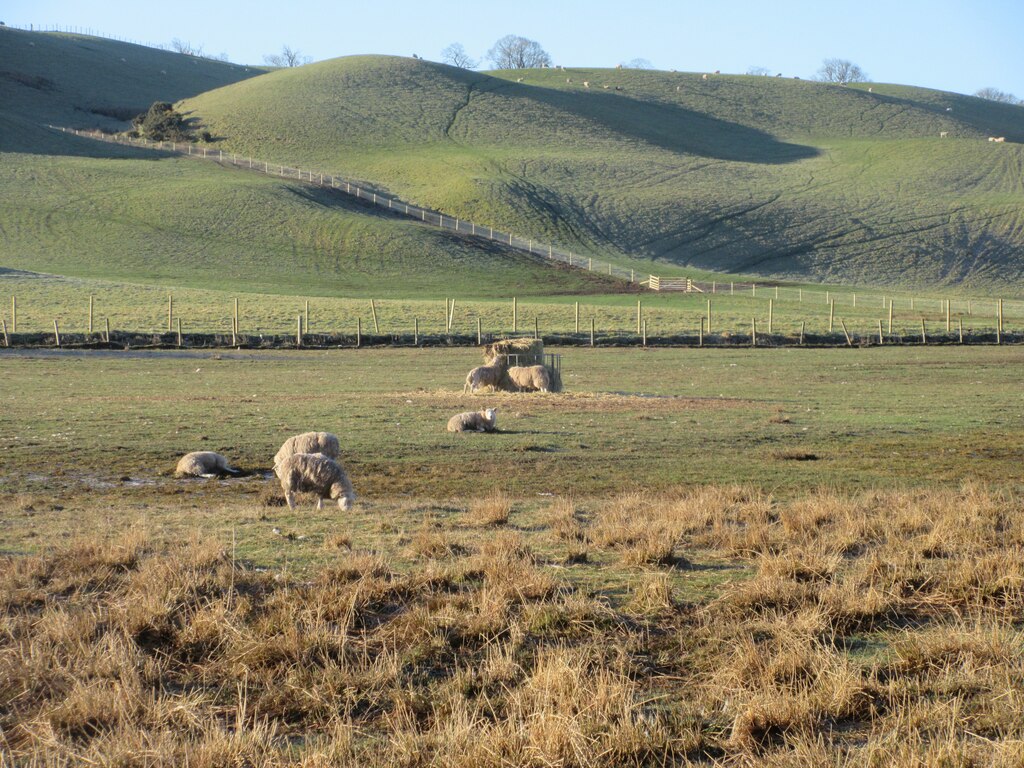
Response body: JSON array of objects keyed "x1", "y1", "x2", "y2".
[
  {"x1": 371, "y1": 300, "x2": 380, "y2": 334},
  {"x1": 231, "y1": 318, "x2": 237, "y2": 347},
  {"x1": 768, "y1": 299, "x2": 774, "y2": 334},
  {"x1": 513, "y1": 297, "x2": 517, "y2": 333},
  {"x1": 752, "y1": 283, "x2": 756, "y2": 297},
  {"x1": 89, "y1": 295, "x2": 94, "y2": 333},
  {"x1": 590, "y1": 318, "x2": 595, "y2": 347},
  {"x1": 53, "y1": 319, "x2": 61, "y2": 348},
  {"x1": 575, "y1": 301, "x2": 579, "y2": 334},
  {"x1": 707, "y1": 299, "x2": 712, "y2": 334},
  {"x1": 447, "y1": 299, "x2": 456, "y2": 332},
  {"x1": 357, "y1": 318, "x2": 362, "y2": 348},
  {"x1": 11, "y1": 296, "x2": 15, "y2": 333},
  {"x1": 730, "y1": 282, "x2": 734, "y2": 295},
  {"x1": 588, "y1": 258, "x2": 593, "y2": 271},
  {"x1": 104, "y1": 317, "x2": 110, "y2": 343},
  {"x1": 297, "y1": 315, "x2": 302, "y2": 348},
  {"x1": 751, "y1": 318, "x2": 757, "y2": 347},
  {"x1": 841, "y1": 319, "x2": 852, "y2": 346},
  {"x1": 920, "y1": 318, "x2": 926, "y2": 345},
  {"x1": 888, "y1": 300, "x2": 894, "y2": 334},
  {"x1": 534, "y1": 317, "x2": 539, "y2": 340},
  {"x1": 636, "y1": 300, "x2": 642, "y2": 335},
  {"x1": 946, "y1": 299, "x2": 951, "y2": 333},
  {"x1": 800, "y1": 320, "x2": 805, "y2": 345},
  {"x1": 877, "y1": 320, "x2": 883, "y2": 345},
  {"x1": 477, "y1": 317, "x2": 482, "y2": 345},
  {"x1": 959, "y1": 318, "x2": 963, "y2": 344},
  {"x1": 829, "y1": 300, "x2": 835, "y2": 333},
  {"x1": 177, "y1": 318, "x2": 183, "y2": 348},
  {"x1": 233, "y1": 297, "x2": 239, "y2": 337},
  {"x1": 998, "y1": 299, "x2": 1003, "y2": 343},
  {"x1": 642, "y1": 319, "x2": 647, "y2": 347},
  {"x1": 414, "y1": 318, "x2": 419, "y2": 345}
]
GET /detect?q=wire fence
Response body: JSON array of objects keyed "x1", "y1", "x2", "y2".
[{"x1": 46, "y1": 126, "x2": 1024, "y2": 318}]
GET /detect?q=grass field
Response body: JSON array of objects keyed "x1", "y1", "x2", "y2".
[{"x1": 2, "y1": 346, "x2": 1023, "y2": 765}]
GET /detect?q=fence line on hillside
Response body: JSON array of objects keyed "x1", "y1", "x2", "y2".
[
  {"x1": 46, "y1": 126, "x2": 1024, "y2": 316},
  {"x1": 5, "y1": 23, "x2": 174, "y2": 54}
]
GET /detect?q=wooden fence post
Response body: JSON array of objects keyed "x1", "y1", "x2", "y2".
[
  {"x1": 575, "y1": 302, "x2": 579, "y2": 334},
  {"x1": 888, "y1": 300, "x2": 894, "y2": 334},
  {"x1": 177, "y1": 318, "x2": 182, "y2": 348},
  {"x1": 590, "y1": 318, "x2": 595, "y2": 347},
  {"x1": 920, "y1": 318, "x2": 926, "y2": 344},
  {"x1": 800, "y1": 321, "x2": 805, "y2": 345},
  {"x1": 959, "y1": 318, "x2": 963, "y2": 344},
  {"x1": 768, "y1": 299, "x2": 774, "y2": 334},
  {"x1": 297, "y1": 315, "x2": 302, "y2": 347},
  {"x1": 1, "y1": 319, "x2": 7, "y2": 347},
  {"x1": 840, "y1": 319, "x2": 852, "y2": 346},
  {"x1": 11, "y1": 296, "x2": 15, "y2": 333},
  {"x1": 414, "y1": 318, "x2": 419, "y2": 345},
  {"x1": 730, "y1": 282, "x2": 734, "y2": 295},
  {"x1": 357, "y1": 318, "x2": 362, "y2": 348},
  {"x1": 534, "y1": 317, "x2": 539, "y2": 340},
  {"x1": 751, "y1": 318, "x2": 757, "y2": 347},
  {"x1": 231, "y1": 318, "x2": 237, "y2": 347},
  {"x1": 233, "y1": 297, "x2": 239, "y2": 337},
  {"x1": 447, "y1": 299, "x2": 456, "y2": 333},
  {"x1": 513, "y1": 297, "x2": 517, "y2": 333},
  {"x1": 829, "y1": 300, "x2": 835, "y2": 333},
  {"x1": 636, "y1": 300, "x2": 642, "y2": 335},
  {"x1": 104, "y1": 317, "x2": 110, "y2": 343},
  {"x1": 642, "y1": 319, "x2": 647, "y2": 347},
  {"x1": 88, "y1": 295, "x2": 94, "y2": 334},
  {"x1": 707, "y1": 299, "x2": 712, "y2": 334},
  {"x1": 946, "y1": 299, "x2": 951, "y2": 333},
  {"x1": 477, "y1": 317, "x2": 482, "y2": 345},
  {"x1": 877, "y1": 320, "x2": 883, "y2": 345},
  {"x1": 998, "y1": 299, "x2": 1003, "y2": 343},
  {"x1": 53, "y1": 319, "x2": 61, "y2": 347},
  {"x1": 371, "y1": 299, "x2": 380, "y2": 334}
]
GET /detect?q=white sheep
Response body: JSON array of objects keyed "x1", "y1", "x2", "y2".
[
  {"x1": 175, "y1": 451, "x2": 240, "y2": 478},
  {"x1": 505, "y1": 365, "x2": 551, "y2": 393},
  {"x1": 447, "y1": 408, "x2": 498, "y2": 432},
  {"x1": 464, "y1": 356, "x2": 507, "y2": 394},
  {"x1": 277, "y1": 453, "x2": 356, "y2": 511},
  {"x1": 583, "y1": 80, "x2": 590, "y2": 88},
  {"x1": 273, "y1": 431, "x2": 340, "y2": 476},
  {"x1": 940, "y1": 131, "x2": 948, "y2": 138},
  {"x1": 702, "y1": 74, "x2": 708, "y2": 81}
]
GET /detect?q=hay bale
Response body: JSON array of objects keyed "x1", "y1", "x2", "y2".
[{"x1": 484, "y1": 338, "x2": 544, "y2": 366}]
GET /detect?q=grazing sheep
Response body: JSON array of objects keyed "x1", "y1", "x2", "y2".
[
  {"x1": 993, "y1": 137, "x2": 1006, "y2": 143},
  {"x1": 447, "y1": 408, "x2": 498, "y2": 433},
  {"x1": 940, "y1": 131, "x2": 948, "y2": 138},
  {"x1": 603, "y1": 84, "x2": 611, "y2": 89},
  {"x1": 702, "y1": 73, "x2": 708, "y2": 80},
  {"x1": 566, "y1": 78, "x2": 572, "y2": 83},
  {"x1": 274, "y1": 431, "x2": 340, "y2": 476},
  {"x1": 277, "y1": 453, "x2": 356, "y2": 511},
  {"x1": 505, "y1": 365, "x2": 552, "y2": 393},
  {"x1": 516, "y1": 77, "x2": 523, "y2": 82},
  {"x1": 175, "y1": 451, "x2": 240, "y2": 478},
  {"x1": 868, "y1": 87, "x2": 873, "y2": 93},
  {"x1": 464, "y1": 356, "x2": 507, "y2": 394},
  {"x1": 583, "y1": 80, "x2": 590, "y2": 88}
]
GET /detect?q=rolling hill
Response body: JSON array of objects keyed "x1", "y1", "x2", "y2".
[
  {"x1": 0, "y1": 29, "x2": 624, "y2": 298},
  {"x1": 181, "y1": 55, "x2": 1024, "y2": 293}
]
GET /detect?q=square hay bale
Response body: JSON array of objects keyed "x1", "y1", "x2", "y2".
[{"x1": 484, "y1": 338, "x2": 544, "y2": 366}]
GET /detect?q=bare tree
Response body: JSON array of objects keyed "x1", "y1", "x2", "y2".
[
  {"x1": 747, "y1": 65, "x2": 771, "y2": 76},
  {"x1": 621, "y1": 58, "x2": 654, "y2": 70},
  {"x1": 815, "y1": 58, "x2": 868, "y2": 84},
  {"x1": 264, "y1": 45, "x2": 312, "y2": 68},
  {"x1": 974, "y1": 87, "x2": 1022, "y2": 105},
  {"x1": 441, "y1": 43, "x2": 478, "y2": 69},
  {"x1": 486, "y1": 35, "x2": 552, "y2": 69},
  {"x1": 171, "y1": 38, "x2": 204, "y2": 57}
]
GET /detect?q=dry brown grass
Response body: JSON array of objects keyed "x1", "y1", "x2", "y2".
[{"x1": 4, "y1": 483, "x2": 1024, "y2": 765}]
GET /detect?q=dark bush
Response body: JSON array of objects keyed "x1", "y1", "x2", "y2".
[{"x1": 131, "y1": 101, "x2": 192, "y2": 141}]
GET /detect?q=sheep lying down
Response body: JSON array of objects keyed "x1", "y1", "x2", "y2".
[
  {"x1": 447, "y1": 408, "x2": 498, "y2": 433},
  {"x1": 277, "y1": 452, "x2": 356, "y2": 511},
  {"x1": 175, "y1": 451, "x2": 240, "y2": 478}
]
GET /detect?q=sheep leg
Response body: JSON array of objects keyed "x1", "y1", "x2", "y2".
[
  {"x1": 285, "y1": 491, "x2": 297, "y2": 510},
  {"x1": 316, "y1": 497, "x2": 324, "y2": 511}
]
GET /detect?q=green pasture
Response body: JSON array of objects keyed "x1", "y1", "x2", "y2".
[
  {"x1": 2, "y1": 271, "x2": 1021, "y2": 339},
  {"x1": 1, "y1": 345, "x2": 1022, "y2": 569}
]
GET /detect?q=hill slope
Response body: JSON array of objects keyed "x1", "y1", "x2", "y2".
[
  {"x1": 182, "y1": 56, "x2": 1024, "y2": 292},
  {"x1": 0, "y1": 32, "x2": 621, "y2": 298}
]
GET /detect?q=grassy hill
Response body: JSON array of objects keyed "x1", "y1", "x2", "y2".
[
  {"x1": 181, "y1": 56, "x2": 1024, "y2": 293},
  {"x1": 0, "y1": 30, "x2": 623, "y2": 298}
]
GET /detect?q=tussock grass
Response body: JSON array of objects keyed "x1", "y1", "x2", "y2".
[{"x1": 5, "y1": 484, "x2": 1024, "y2": 764}]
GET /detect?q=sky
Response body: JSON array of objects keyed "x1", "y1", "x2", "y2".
[{"x1": 5, "y1": 0, "x2": 1024, "y2": 98}]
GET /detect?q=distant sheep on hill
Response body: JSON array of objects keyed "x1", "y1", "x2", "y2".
[
  {"x1": 175, "y1": 451, "x2": 240, "y2": 478},
  {"x1": 274, "y1": 431, "x2": 340, "y2": 477},
  {"x1": 447, "y1": 408, "x2": 498, "y2": 433},
  {"x1": 277, "y1": 453, "x2": 355, "y2": 511},
  {"x1": 505, "y1": 365, "x2": 552, "y2": 393}
]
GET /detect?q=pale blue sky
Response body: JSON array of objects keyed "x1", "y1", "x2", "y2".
[{"x1": 5, "y1": 0, "x2": 1023, "y2": 98}]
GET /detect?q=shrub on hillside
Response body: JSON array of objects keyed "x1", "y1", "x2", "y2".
[{"x1": 131, "y1": 101, "x2": 192, "y2": 142}]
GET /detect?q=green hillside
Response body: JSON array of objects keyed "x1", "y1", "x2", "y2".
[
  {"x1": 182, "y1": 55, "x2": 1024, "y2": 293},
  {"x1": 0, "y1": 31, "x2": 623, "y2": 298}
]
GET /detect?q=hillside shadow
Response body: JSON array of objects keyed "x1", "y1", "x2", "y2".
[{"x1": 437, "y1": 64, "x2": 819, "y2": 165}]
